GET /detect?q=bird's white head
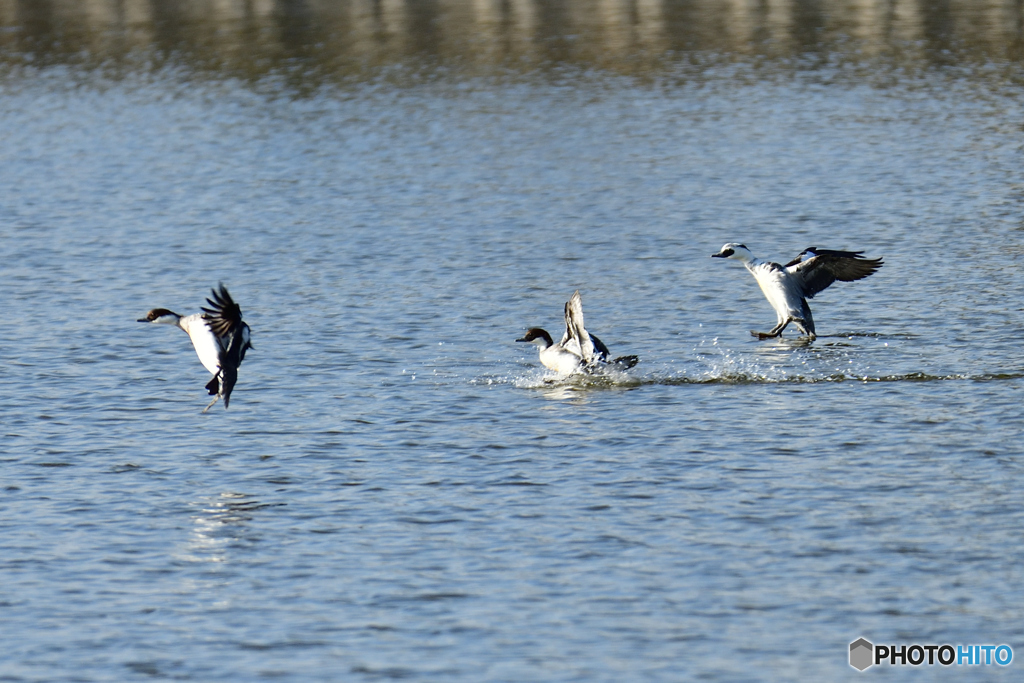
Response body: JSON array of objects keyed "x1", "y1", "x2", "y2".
[
  {"x1": 137, "y1": 308, "x2": 181, "y2": 325},
  {"x1": 711, "y1": 243, "x2": 754, "y2": 262}
]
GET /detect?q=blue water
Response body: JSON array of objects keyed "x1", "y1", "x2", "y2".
[{"x1": 3, "y1": 2, "x2": 1024, "y2": 681}]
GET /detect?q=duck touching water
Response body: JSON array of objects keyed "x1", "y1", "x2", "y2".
[
  {"x1": 517, "y1": 290, "x2": 638, "y2": 374},
  {"x1": 712, "y1": 244, "x2": 883, "y2": 340}
]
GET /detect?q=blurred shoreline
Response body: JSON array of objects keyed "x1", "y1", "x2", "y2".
[{"x1": 1, "y1": 1, "x2": 1023, "y2": 82}]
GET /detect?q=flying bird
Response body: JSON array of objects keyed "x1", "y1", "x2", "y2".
[
  {"x1": 517, "y1": 290, "x2": 638, "y2": 374},
  {"x1": 711, "y1": 244, "x2": 883, "y2": 340},
  {"x1": 138, "y1": 284, "x2": 253, "y2": 411}
]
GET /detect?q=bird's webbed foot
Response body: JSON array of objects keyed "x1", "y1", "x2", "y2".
[{"x1": 752, "y1": 319, "x2": 790, "y2": 340}]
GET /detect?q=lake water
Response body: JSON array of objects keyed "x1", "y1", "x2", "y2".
[{"x1": 2, "y1": 1, "x2": 1024, "y2": 680}]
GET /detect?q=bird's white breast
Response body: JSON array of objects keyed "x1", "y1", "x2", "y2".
[
  {"x1": 749, "y1": 263, "x2": 802, "y2": 318},
  {"x1": 180, "y1": 314, "x2": 222, "y2": 375},
  {"x1": 539, "y1": 345, "x2": 583, "y2": 374}
]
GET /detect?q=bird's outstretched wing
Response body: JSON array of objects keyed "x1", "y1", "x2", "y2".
[
  {"x1": 788, "y1": 251, "x2": 883, "y2": 299},
  {"x1": 202, "y1": 284, "x2": 245, "y2": 339},
  {"x1": 559, "y1": 300, "x2": 575, "y2": 350},
  {"x1": 783, "y1": 247, "x2": 869, "y2": 269},
  {"x1": 200, "y1": 284, "x2": 252, "y2": 409},
  {"x1": 565, "y1": 290, "x2": 602, "y2": 364}
]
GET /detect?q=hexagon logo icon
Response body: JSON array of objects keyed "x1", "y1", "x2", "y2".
[{"x1": 850, "y1": 638, "x2": 874, "y2": 671}]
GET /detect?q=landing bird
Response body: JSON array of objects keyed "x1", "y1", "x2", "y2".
[
  {"x1": 138, "y1": 284, "x2": 253, "y2": 412},
  {"x1": 517, "y1": 290, "x2": 639, "y2": 374},
  {"x1": 711, "y1": 244, "x2": 883, "y2": 341}
]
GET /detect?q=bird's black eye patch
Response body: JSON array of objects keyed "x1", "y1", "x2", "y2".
[{"x1": 722, "y1": 248, "x2": 734, "y2": 257}]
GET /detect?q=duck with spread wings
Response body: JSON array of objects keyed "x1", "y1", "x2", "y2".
[
  {"x1": 712, "y1": 244, "x2": 883, "y2": 340},
  {"x1": 517, "y1": 290, "x2": 638, "y2": 374},
  {"x1": 138, "y1": 283, "x2": 253, "y2": 411}
]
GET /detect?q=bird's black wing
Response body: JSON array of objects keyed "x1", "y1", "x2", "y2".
[
  {"x1": 588, "y1": 333, "x2": 611, "y2": 362},
  {"x1": 790, "y1": 252, "x2": 883, "y2": 299},
  {"x1": 201, "y1": 284, "x2": 252, "y2": 408},
  {"x1": 783, "y1": 247, "x2": 866, "y2": 269},
  {"x1": 201, "y1": 283, "x2": 245, "y2": 340}
]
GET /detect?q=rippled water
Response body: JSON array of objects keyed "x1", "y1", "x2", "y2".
[{"x1": 2, "y1": 1, "x2": 1024, "y2": 681}]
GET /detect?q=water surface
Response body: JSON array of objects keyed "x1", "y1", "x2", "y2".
[{"x1": 2, "y1": 1, "x2": 1024, "y2": 681}]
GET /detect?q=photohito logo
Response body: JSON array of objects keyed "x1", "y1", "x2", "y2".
[{"x1": 849, "y1": 638, "x2": 1013, "y2": 671}]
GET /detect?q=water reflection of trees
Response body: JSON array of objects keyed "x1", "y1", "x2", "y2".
[{"x1": 0, "y1": 0, "x2": 1022, "y2": 78}]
